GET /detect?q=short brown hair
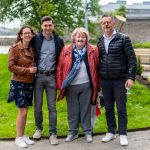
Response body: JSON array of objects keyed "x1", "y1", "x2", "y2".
[
  {"x1": 41, "y1": 16, "x2": 54, "y2": 24},
  {"x1": 100, "y1": 14, "x2": 116, "y2": 23}
]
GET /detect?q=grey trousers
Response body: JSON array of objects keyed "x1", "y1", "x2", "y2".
[
  {"x1": 66, "y1": 82, "x2": 92, "y2": 135},
  {"x1": 34, "y1": 73, "x2": 57, "y2": 135}
]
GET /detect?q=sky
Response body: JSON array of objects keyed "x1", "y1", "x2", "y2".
[
  {"x1": 99, "y1": 0, "x2": 150, "y2": 5},
  {"x1": 0, "y1": 19, "x2": 21, "y2": 29}
]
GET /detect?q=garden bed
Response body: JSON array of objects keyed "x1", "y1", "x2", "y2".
[{"x1": 136, "y1": 75, "x2": 150, "y2": 89}]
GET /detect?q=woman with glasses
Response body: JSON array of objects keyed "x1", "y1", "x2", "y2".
[{"x1": 7, "y1": 26, "x2": 37, "y2": 148}]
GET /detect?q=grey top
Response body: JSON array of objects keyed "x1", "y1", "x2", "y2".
[
  {"x1": 70, "y1": 60, "x2": 90, "y2": 85},
  {"x1": 38, "y1": 36, "x2": 56, "y2": 71}
]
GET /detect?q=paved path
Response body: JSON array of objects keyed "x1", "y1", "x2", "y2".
[{"x1": 0, "y1": 130, "x2": 150, "y2": 150}]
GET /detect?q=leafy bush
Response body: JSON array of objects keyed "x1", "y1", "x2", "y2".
[
  {"x1": 136, "y1": 56, "x2": 143, "y2": 75},
  {"x1": 147, "y1": 76, "x2": 150, "y2": 82}
]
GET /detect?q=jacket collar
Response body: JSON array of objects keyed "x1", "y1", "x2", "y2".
[
  {"x1": 87, "y1": 43, "x2": 94, "y2": 55},
  {"x1": 17, "y1": 41, "x2": 24, "y2": 50},
  {"x1": 38, "y1": 31, "x2": 58, "y2": 40},
  {"x1": 103, "y1": 30, "x2": 117, "y2": 39},
  {"x1": 16, "y1": 41, "x2": 33, "y2": 56},
  {"x1": 65, "y1": 44, "x2": 74, "y2": 54},
  {"x1": 65, "y1": 43, "x2": 94, "y2": 54},
  {"x1": 99, "y1": 30, "x2": 120, "y2": 42}
]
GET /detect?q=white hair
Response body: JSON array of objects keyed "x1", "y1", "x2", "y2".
[{"x1": 71, "y1": 27, "x2": 89, "y2": 42}]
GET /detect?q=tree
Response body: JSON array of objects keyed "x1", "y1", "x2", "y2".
[
  {"x1": 85, "y1": 0, "x2": 102, "y2": 44},
  {"x1": 90, "y1": 0, "x2": 102, "y2": 16},
  {"x1": 0, "y1": 0, "x2": 101, "y2": 34},
  {"x1": 110, "y1": 4, "x2": 127, "y2": 17}
]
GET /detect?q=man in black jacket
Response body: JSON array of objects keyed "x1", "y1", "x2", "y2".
[
  {"x1": 97, "y1": 14, "x2": 137, "y2": 146},
  {"x1": 31, "y1": 16, "x2": 64, "y2": 145}
]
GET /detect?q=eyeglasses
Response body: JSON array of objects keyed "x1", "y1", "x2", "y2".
[
  {"x1": 101, "y1": 21, "x2": 112, "y2": 25},
  {"x1": 22, "y1": 32, "x2": 32, "y2": 35}
]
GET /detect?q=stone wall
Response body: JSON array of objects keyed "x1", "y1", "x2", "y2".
[{"x1": 123, "y1": 19, "x2": 150, "y2": 43}]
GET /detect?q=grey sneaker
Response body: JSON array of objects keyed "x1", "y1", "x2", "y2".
[
  {"x1": 65, "y1": 134, "x2": 78, "y2": 142},
  {"x1": 85, "y1": 134, "x2": 93, "y2": 143},
  {"x1": 49, "y1": 135, "x2": 59, "y2": 145},
  {"x1": 33, "y1": 129, "x2": 42, "y2": 139}
]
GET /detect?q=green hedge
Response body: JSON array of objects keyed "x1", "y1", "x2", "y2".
[{"x1": 133, "y1": 42, "x2": 150, "y2": 48}]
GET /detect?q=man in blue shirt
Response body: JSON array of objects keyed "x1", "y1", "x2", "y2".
[{"x1": 31, "y1": 16, "x2": 64, "y2": 145}]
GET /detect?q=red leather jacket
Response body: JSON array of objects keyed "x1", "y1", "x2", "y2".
[{"x1": 56, "y1": 43, "x2": 100, "y2": 103}]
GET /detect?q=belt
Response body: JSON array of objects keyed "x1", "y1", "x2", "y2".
[{"x1": 37, "y1": 70, "x2": 55, "y2": 76}]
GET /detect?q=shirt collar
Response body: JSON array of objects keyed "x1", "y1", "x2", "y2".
[
  {"x1": 103, "y1": 30, "x2": 117, "y2": 39},
  {"x1": 42, "y1": 32, "x2": 54, "y2": 40}
]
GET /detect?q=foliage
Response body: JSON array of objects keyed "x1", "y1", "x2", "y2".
[
  {"x1": 110, "y1": 4, "x2": 127, "y2": 17},
  {"x1": 136, "y1": 56, "x2": 143, "y2": 75},
  {"x1": 89, "y1": 0, "x2": 102, "y2": 16},
  {"x1": 88, "y1": 21, "x2": 101, "y2": 44},
  {"x1": 147, "y1": 76, "x2": 150, "y2": 82},
  {"x1": 0, "y1": 0, "x2": 101, "y2": 34},
  {"x1": 0, "y1": 54, "x2": 150, "y2": 138}
]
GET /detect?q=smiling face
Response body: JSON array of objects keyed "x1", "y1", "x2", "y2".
[
  {"x1": 74, "y1": 32, "x2": 87, "y2": 49},
  {"x1": 101, "y1": 16, "x2": 115, "y2": 36},
  {"x1": 21, "y1": 28, "x2": 33, "y2": 44},
  {"x1": 41, "y1": 20, "x2": 54, "y2": 37}
]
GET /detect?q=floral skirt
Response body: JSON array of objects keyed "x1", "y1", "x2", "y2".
[{"x1": 7, "y1": 80, "x2": 33, "y2": 108}]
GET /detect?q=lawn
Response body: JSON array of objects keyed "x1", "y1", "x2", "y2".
[{"x1": 0, "y1": 54, "x2": 150, "y2": 139}]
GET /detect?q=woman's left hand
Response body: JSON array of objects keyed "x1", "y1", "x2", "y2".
[{"x1": 29, "y1": 67, "x2": 37, "y2": 73}]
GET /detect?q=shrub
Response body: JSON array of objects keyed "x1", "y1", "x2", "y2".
[{"x1": 136, "y1": 56, "x2": 143, "y2": 75}]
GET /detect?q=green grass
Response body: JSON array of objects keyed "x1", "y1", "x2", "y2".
[{"x1": 0, "y1": 54, "x2": 150, "y2": 139}]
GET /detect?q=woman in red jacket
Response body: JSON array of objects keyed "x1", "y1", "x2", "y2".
[{"x1": 57, "y1": 27, "x2": 100, "y2": 143}]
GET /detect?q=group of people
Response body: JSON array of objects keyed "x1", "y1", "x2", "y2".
[{"x1": 7, "y1": 14, "x2": 137, "y2": 148}]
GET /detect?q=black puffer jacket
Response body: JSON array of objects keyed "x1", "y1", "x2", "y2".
[{"x1": 97, "y1": 31, "x2": 137, "y2": 80}]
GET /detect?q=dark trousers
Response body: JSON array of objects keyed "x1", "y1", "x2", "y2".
[
  {"x1": 101, "y1": 78, "x2": 127, "y2": 135},
  {"x1": 66, "y1": 82, "x2": 92, "y2": 135}
]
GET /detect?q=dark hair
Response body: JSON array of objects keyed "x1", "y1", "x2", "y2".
[
  {"x1": 41, "y1": 16, "x2": 54, "y2": 24},
  {"x1": 16, "y1": 25, "x2": 35, "y2": 43},
  {"x1": 102, "y1": 14, "x2": 115, "y2": 20},
  {"x1": 101, "y1": 14, "x2": 116, "y2": 23}
]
